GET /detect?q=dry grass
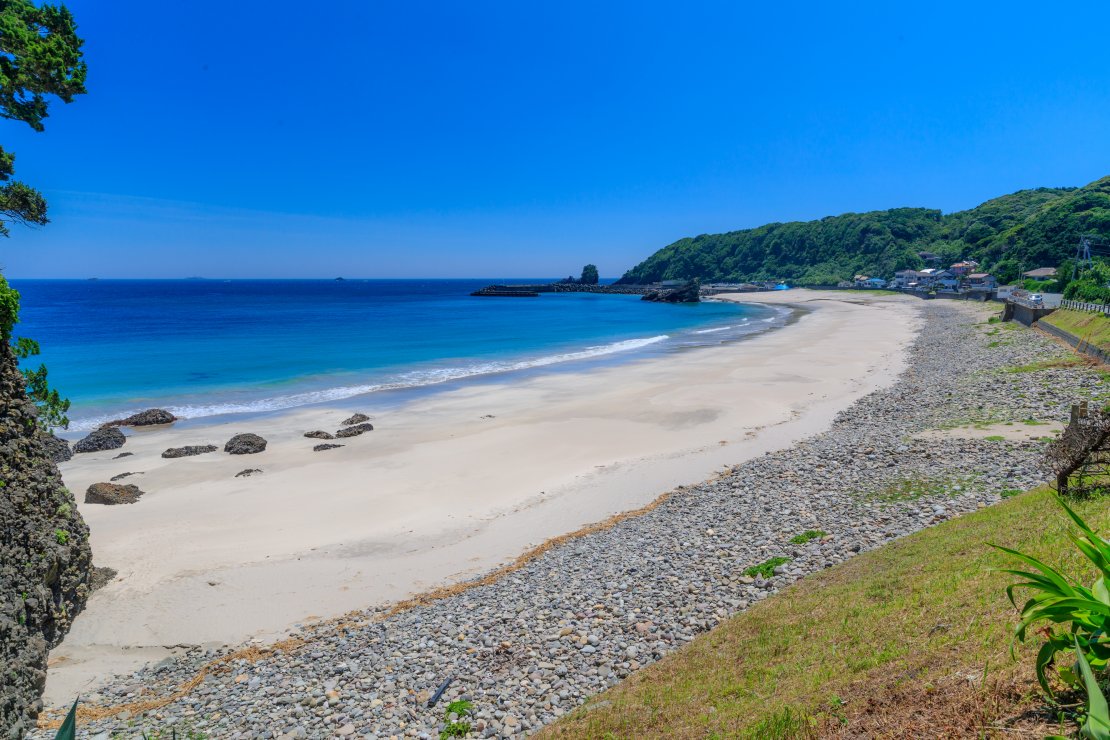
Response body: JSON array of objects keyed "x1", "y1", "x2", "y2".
[
  {"x1": 544, "y1": 486, "x2": 1110, "y2": 739},
  {"x1": 36, "y1": 637, "x2": 305, "y2": 729}
]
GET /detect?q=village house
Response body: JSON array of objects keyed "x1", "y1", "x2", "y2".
[
  {"x1": 892, "y1": 269, "x2": 919, "y2": 288},
  {"x1": 966, "y1": 273, "x2": 997, "y2": 290},
  {"x1": 950, "y1": 260, "x2": 979, "y2": 276},
  {"x1": 1022, "y1": 267, "x2": 1058, "y2": 282}
]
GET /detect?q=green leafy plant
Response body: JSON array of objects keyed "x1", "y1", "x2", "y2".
[
  {"x1": 54, "y1": 528, "x2": 68, "y2": 545},
  {"x1": 1046, "y1": 637, "x2": 1110, "y2": 740},
  {"x1": 992, "y1": 496, "x2": 1110, "y2": 700},
  {"x1": 744, "y1": 556, "x2": 791, "y2": 579},
  {"x1": 440, "y1": 699, "x2": 474, "y2": 739},
  {"x1": 53, "y1": 697, "x2": 77, "y2": 739},
  {"x1": 14, "y1": 335, "x2": 70, "y2": 428},
  {"x1": 789, "y1": 530, "x2": 827, "y2": 545}
]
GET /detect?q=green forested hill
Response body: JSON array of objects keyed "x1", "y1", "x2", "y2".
[{"x1": 617, "y1": 176, "x2": 1110, "y2": 285}]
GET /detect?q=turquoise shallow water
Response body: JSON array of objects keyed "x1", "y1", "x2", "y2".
[{"x1": 11, "y1": 279, "x2": 783, "y2": 430}]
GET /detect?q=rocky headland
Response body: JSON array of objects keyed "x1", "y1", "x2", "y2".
[
  {"x1": 33, "y1": 300, "x2": 1106, "y2": 738},
  {"x1": 0, "y1": 339, "x2": 92, "y2": 735}
]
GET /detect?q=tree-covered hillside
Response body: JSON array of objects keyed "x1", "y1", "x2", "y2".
[{"x1": 617, "y1": 176, "x2": 1110, "y2": 285}]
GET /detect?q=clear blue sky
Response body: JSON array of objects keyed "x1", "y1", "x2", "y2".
[{"x1": 4, "y1": 1, "x2": 1110, "y2": 278}]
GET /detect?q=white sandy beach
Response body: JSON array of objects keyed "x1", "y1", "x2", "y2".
[{"x1": 43, "y1": 290, "x2": 921, "y2": 705}]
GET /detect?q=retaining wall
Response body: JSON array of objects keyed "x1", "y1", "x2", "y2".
[{"x1": 1035, "y1": 317, "x2": 1110, "y2": 364}]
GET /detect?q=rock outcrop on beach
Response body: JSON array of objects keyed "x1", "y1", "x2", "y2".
[
  {"x1": 73, "y1": 426, "x2": 126, "y2": 454},
  {"x1": 235, "y1": 469, "x2": 262, "y2": 478},
  {"x1": 40, "y1": 433, "x2": 72, "y2": 463},
  {"x1": 641, "y1": 279, "x2": 700, "y2": 303},
  {"x1": 224, "y1": 433, "x2": 267, "y2": 455},
  {"x1": 313, "y1": 443, "x2": 344, "y2": 451},
  {"x1": 304, "y1": 430, "x2": 334, "y2": 440},
  {"x1": 336, "y1": 422, "x2": 374, "y2": 438},
  {"x1": 0, "y1": 340, "x2": 93, "y2": 734},
  {"x1": 162, "y1": 444, "x2": 218, "y2": 459},
  {"x1": 84, "y1": 482, "x2": 144, "y2": 505},
  {"x1": 341, "y1": 413, "x2": 370, "y2": 426},
  {"x1": 102, "y1": 408, "x2": 177, "y2": 428}
]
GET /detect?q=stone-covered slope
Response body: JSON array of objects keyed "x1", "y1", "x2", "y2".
[{"x1": 0, "y1": 340, "x2": 92, "y2": 737}]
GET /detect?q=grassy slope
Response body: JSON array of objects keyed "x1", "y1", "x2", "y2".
[
  {"x1": 544, "y1": 487, "x2": 1110, "y2": 739},
  {"x1": 1041, "y1": 308, "x2": 1110, "y2": 353}
]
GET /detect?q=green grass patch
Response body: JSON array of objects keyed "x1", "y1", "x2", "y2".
[
  {"x1": 1039, "y1": 308, "x2": 1110, "y2": 353},
  {"x1": 545, "y1": 487, "x2": 1100, "y2": 739},
  {"x1": 999, "y1": 489, "x2": 1024, "y2": 499},
  {"x1": 789, "y1": 530, "x2": 828, "y2": 545},
  {"x1": 1003, "y1": 356, "x2": 1086, "y2": 374},
  {"x1": 984, "y1": 435, "x2": 1006, "y2": 442},
  {"x1": 743, "y1": 556, "x2": 791, "y2": 579},
  {"x1": 868, "y1": 475, "x2": 975, "y2": 502}
]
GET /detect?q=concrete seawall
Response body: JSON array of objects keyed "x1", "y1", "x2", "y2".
[{"x1": 1035, "y1": 318, "x2": 1110, "y2": 364}]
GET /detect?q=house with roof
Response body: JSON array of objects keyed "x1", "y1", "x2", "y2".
[
  {"x1": 1022, "y1": 267, "x2": 1058, "y2": 282},
  {"x1": 967, "y1": 273, "x2": 997, "y2": 290},
  {"x1": 892, "y1": 269, "x2": 919, "y2": 288},
  {"x1": 950, "y1": 260, "x2": 979, "y2": 276}
]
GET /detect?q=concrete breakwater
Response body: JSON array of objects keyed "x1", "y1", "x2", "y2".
[{"x1": 471, "y1": 284, "x2": 650, "y2": 296}]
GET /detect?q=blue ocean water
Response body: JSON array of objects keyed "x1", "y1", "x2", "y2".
[{"x1": 11, "y1": 279, "x2": 783, "y2": 430}]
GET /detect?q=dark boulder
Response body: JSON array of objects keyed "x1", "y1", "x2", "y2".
[
  {"x1": 235, "y1": 468, "x2": 263, "y2": 478},
  {"x1": 84, "y1": 482, "x2": 144, "y2": 505},
  {"x1": 161, "y1": 444, "x2": 218, "y2": 459},
  {"x1": 341, "y1": 413, "x2": 370, "y2": 426},
  {"x1": 641, "y1": 279, "x2": 701, "y2": 303},
  {"x1": 113, "y1": 451, "x2": 133, "y2": 459},
  {"x1": 73, "y1": 426, "x2": 126, "y2": 454},
  {"x1": 109, "y1": 472, "x2": 142, "y2": 482},
  {"x1": 335, "y1": 422, "x2": 374, "y2": 438},
  {"x1": 41, "y1": 434, "x2": 72, "y2": 463},
  {"x1": 313, "y1": 443, "x2": 345, "y2": 451},
  {"x1": 224, "y1": 433, "x2": 267, "y2": 455},
  {"x1": 101, "y1": 408, "x2": 177, "y2": 428},
  {"x1": 304, "y1": 430, "x2": 335, "y2": 440}
]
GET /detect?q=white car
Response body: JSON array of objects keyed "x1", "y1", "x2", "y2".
[{"x1": 1029, "y1": 293, "x2": 1043, "y2": 305}]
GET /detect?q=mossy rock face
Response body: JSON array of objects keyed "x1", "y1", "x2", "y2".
[{"x1": 0, "y1": 342, "x2": 93, "y2": 733}]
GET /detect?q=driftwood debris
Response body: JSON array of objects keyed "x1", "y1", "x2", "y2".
[{"x1": 1048, "y1": 402, "x2": 1110, "y2": 497}]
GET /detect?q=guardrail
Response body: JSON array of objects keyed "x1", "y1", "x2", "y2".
[
  {"x1": 1060, "y1": 299, "x2": 1110, "y2": 315},
  {"x1": 1009, "y1": 295, "x2": 1048, "y2": 309}
]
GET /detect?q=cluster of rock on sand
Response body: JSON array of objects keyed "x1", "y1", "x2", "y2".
[{"x1": 60, "y1": 412, "x2": 375, "y2": 508}]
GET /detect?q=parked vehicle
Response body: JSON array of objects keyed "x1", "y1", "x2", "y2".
[{"x1": 1030, "y1": 293, "x2": 1043, "y2": 305}]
